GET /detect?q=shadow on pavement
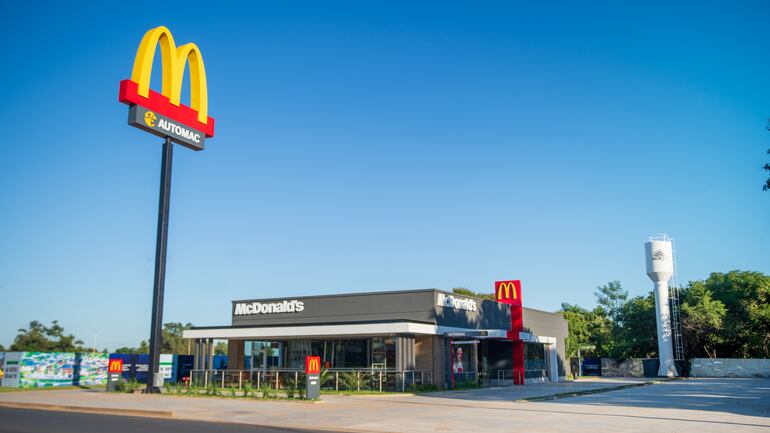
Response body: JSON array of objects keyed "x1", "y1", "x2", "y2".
[{"x1": 547, "y1": 378, "x2": 770, "y2": 418}]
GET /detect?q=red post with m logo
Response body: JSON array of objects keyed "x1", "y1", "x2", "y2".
[{"x1": 495, "y1": 280, "x2": 525, "y2": 385}]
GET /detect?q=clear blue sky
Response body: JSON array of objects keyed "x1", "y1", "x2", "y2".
[{"x1": 1, "y1": 1, "x2": 768, "y2": 350}]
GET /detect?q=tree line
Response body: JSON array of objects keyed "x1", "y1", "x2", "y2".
[
  {"x1": 4, "y1": 321, "x2": 227, "y2": 355},
  {"x1": 561, "y1": 270, "x2": 770, "y2": 360},
  {"x1": 6, "y1": 271, "x2": 768, "y2": 360}
]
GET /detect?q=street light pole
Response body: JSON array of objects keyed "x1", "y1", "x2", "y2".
[{"x1": 145, "y1": 136, "x2": 174, "y2": 393}]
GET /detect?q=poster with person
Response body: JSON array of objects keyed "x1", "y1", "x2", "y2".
[{"x1": 453, "y1": 347, "x2": 464, "y2": 373}]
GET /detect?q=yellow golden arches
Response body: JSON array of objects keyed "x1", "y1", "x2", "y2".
[
  {"x1": 308, "y1": 358, "x2": 320, "y2": 372},
  {"x1": 497, "y1": 282, "x2": 517, "y2": 300},
  {"x1": 130, "y1": 26, "x2": 209, "y2": 124}
]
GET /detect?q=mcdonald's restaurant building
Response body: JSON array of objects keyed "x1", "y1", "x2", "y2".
[{"x1": 183, "y1": 288, "x2": 568, "y2": 390}]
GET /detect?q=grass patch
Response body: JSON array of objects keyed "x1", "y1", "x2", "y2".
[
  {"x1": 320, "y1": 389, "x2": 402, "y2": 395},
  {"x1": 0, "y1": 385, "x2": 105, "y2": 393}
]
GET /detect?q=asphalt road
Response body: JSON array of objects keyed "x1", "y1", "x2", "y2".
[{"x1": 0, "y1": 407, "x2": 339, "y2": 433}]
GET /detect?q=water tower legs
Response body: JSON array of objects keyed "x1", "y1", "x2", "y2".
[{"x1": 654, "y1": 280, "x2": 677, "y2": 377}]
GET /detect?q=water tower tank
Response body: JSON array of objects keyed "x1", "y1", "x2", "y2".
[{"x1": 645, "y1": 235, "x2": 678, "y2": 377}]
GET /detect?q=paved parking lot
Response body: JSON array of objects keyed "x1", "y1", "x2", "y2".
[{"x1": 1, "y1": 378, "x2": 768, "y2": 432}]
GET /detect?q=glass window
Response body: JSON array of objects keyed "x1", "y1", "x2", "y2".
[
  {"x1": 371, "y1": 337, "x2": 395, "y2": 369},
  {"x1": 524, "y1": 342, "x2": 547, "y2": 378},
  {"x1": 287, "y1": 340, "x2": 311, "y2": 369}
]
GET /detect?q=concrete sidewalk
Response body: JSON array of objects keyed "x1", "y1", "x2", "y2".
[{"x1": 2, "y1": 378, "x2": 768, "y2": 433}]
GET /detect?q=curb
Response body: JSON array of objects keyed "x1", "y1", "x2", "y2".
[
  {"x1": 0, "y1": 401, "x2": 174, "y2": 418},
  {"x1": 516, "y1": 380, "x2": 665, "y2": 402}
]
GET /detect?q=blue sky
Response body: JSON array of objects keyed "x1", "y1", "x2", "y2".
[{"x1": 1, "y1": 1, "x2": 768, "y2": 350}]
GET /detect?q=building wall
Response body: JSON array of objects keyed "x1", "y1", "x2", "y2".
[
  {"x1": 207, "y1": 289, "x2": 570, "y2": 382},
  {"x1": 691, "y1": 358, "x2": 770, "y2": 378},
  {"x1": 231, "y1": 290, "x2": 437, "y2": 327},
  {"x1": 229, "y1": 289, "x2": 512, "y2": 330},
  {"x1": 432, "y1": 336, "x2": 447, "y2": 388},
  {"x1": 227, "y1": 340, "x2": 245, "y2": 370},
  {"x1": 414, "y1": 335, "x2": 433, "y2": 371},
  {"x1": 521, "y1": 308, "x2": 569, "y2": 377}
]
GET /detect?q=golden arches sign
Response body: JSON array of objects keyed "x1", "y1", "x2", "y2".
[
  {"x1": 496, "y1": 282, "x2": 518, "y2": 301},
  {"x1": 108, "y1": 359, "x2": 123, "y2": 373},
  {"x1": 131, "y1": 26, "x2": 209, "y2": 124},
  {"x1": 306, "y1": 356, "x2": 321, "y2": 374}
]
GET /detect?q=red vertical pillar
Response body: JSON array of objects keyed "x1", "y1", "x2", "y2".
[
  {"x1": 495, "y1": 280, "x2": 525, "y2": 385},
  {"x1": 512, "y1": 340, "x2": 525, "y2": 385}
]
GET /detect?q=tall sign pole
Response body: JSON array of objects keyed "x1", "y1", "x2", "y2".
[
  {"x1": 118, "y1": 26, "x2": 216, "y2": 393},
  {"x1": 147, "y1": 137, "x2": 173, "y2": 392}
]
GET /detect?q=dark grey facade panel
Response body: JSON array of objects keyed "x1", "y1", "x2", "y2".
[
  {"x1": 229, "y1": 289, "x2": 561, "y2": 334},
  {"x1": 522, "y1": 308, "x2": 569, "y2": 377},
  {"x1": 232, "y1": 291, "x2": 437, "y2": 327}
]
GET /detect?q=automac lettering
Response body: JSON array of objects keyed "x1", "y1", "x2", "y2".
[
  {"x1": 234, "y1": 300, "x2": 305, "y2": 316},
  {"x1": 156, "y1": 118, "x2": 201, "y2": 143}
]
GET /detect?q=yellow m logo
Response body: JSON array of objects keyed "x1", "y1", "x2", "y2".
[
  {"x1": 496, "y1": 282, "x2": 517, "y2": 300},
  {"x1": 131, "y1": 26, "x2": 209, "y2": 124},
  {"x1": 306, "y1": 356, "x2": 321, "y2": 374}
]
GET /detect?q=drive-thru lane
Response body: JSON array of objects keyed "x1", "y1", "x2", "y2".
[
  {"x1": 0, "y1": 407, "x2": 342, "y2": 433},
  {"x1": 1, "y1": 378, "x2": 768, "y2": 432}
]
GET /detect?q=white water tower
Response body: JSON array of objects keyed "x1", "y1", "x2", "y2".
[{"x1": 645, "y1": 235, "x2": 678, "y2": 377}]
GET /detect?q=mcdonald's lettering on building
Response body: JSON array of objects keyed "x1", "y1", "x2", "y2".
[{"x1": 119, "y1": 26, "x2": 215, "y2": 151}]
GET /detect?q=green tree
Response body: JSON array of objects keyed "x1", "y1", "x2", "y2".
[
  {"x1": 114, "y1": 341, "x2": 149, "y2": 354},
  {"x1": 214, "y1": 341, "x2": 228, "y2": 355},
  {"x1": 613, "y1": 293, "x2": 658, "y2": 359},
  {"x1": 559, "y1": 303, "x2": 613, "y2": 358},
  {"x1": 161, "y1": 322, "x2": 193, "y2": 354},
  {"x1": 594, "y1": 281, "x2": 628, "y2": 323},
  {"x1": 689, "y1": 271, "x2": 770, "y2": 358},
  {"x1": 0, "y1": 343, "x2": 5, "y2": 351},
  {"x1": 681, "y1": 283, "x2": 726, "y2": 358},
  {"x1": 451, "y1": 287, "x2": 495, "y2": 300},
  {"x1": 10, "y1": 320, "x2": 84, "y2": 352}
]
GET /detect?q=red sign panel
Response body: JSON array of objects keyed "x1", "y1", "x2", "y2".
[
  {"x1": 305, "y1": 356, "x2": 321, "y2": 375},
  {"x1": 495, "y1": 280, "x2": 522, "y2": 306},
  {"x1": 108, "y1": 358, "x2": 123, "y2": 373},
  {"x1": 495, "y1": 280, "x2": 525, "y2": 385}
]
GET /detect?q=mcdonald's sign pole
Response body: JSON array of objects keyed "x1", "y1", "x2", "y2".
[
  {"x1": 107, "y1": 358, "x2": 123, "y2": 392},
  {"x1": 495, "y1": 280, "x2": 525, "y2": 385},
  {"x1": 118, "y1": 26, "x2": 215, "y2": 393},
  {"x1": 305, "y1": 356, "x2": 321, "y2": 399}
]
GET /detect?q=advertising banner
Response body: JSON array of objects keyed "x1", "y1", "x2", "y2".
[
  {"x1": 0, "y1": 352, "x2": 108, "y2": 388},
  {"x1": 1, "y1": 352, "x2": 21, "y2": 388},
  {"x1": 108, "y1": 354, "x2": 175, "y2": 383}
]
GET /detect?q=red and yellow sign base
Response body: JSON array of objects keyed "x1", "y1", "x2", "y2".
[{"x1": 119, "y1": 79, "x2": 215, "y2": 138}]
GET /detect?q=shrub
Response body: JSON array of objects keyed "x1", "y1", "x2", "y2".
[
  {"x1": 284, "y1": 376, "x2": 301, "y2": 399},
  {"x1": 453, "y1": 380, "x2": 479, "y2": 390},
  {"x1": 113, "y1": 380, "x2": 126, "y2": 392},
  {"x1": 124, "y1": 379, "x2": 142, "y2": 393},
  {"x1": 407, "y1": 383, "x2": 438, "y2": 392},
  {"x1": 259, "y1": 384, "x2": 275, "y2": 399}
]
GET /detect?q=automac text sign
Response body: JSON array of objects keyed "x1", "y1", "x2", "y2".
[
  {"x1": 119, "y1": 26, "x2": 215, "y2": 149},
  {"x1": 129, "y1": 105, "x2": 205, "y2": 150}
]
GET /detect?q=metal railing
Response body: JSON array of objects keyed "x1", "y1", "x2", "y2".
[
  {"x1": 494, "y1": 369, "x2": 543, "y2": 384},
  {"x1": 188, "y1": 369, "x2": 432, "y2": 392},
  {"x1": 451, "y1": 371, "x2": 478, "y2": 387}
]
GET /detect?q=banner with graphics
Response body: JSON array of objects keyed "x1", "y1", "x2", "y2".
[{"x1": 1, "y1": 352, "x2": 109, "y2": 388}]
